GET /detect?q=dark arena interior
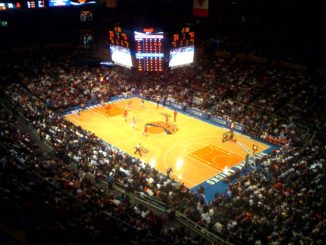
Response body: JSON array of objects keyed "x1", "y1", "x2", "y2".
[{"x1": 0, "y1": 0, "x2": 325, "y2": 244}]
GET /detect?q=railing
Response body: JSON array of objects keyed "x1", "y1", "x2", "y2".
[
  {"x1": 175, "y1": 211, "x2": 233, "y2": 245},
  {"x1": 198, "y1": 97, "x2": 215, "y2": 110},
  {"x1": 308, "y1": 131, "x2": 318, "y2": 145},
  {"x1": 134, "y1": 192, "x2": 169, "y2": 213}
]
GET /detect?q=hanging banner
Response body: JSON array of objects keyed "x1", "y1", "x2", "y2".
[{"x1": 193, "y1": 0, "x2": 209, "y2": 17}]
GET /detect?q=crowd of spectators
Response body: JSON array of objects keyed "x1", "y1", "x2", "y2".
[
  {"x1": 1, "y1": 46, "x2": 325, "y2": 245},
  {"x1": 0, "y1": 94, "x2": 205, "y2": 244},
  {"x1": 189, "y1": 141, "x2": 325, "y2": 244},
  {"x1": 12, "y1": 50, "x2": 325, "y2": 136},
  {"x1": 1, "y1": 1, "x2": 326, "y2": 243}
]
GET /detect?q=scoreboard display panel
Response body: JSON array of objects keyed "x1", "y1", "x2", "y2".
[
  {"x1": 26, "y1": 0, "x2": 46, "y2": 8},
  {"x1": 108, "y1": 26, "x2": 132, "y2": 68},
  {"x1": 0, "y1": 0, "x2": 95, "y2": 9},
  {"x1": 169, "y1": 45, "x2": 194, "y2": 68},
  {"x1": 106, "y1": 26, "x2": 194, "y2": 71},
  {"x1": 109, "y1": 44, "x2": 132, "y2": 68},
  {"x1": 108, "y1": 26, "x2": 129, "y2": 48},
  {"x1": 0, "y1": 0, "x2": 46, "y2": 10},
  {"x1": 134, "y1": 28, "x2": 164, "y2": 72},
  {"x1": 49, "y1": 0, "x2": 70, "y2": 7},
  {"x1": 0, "y1": 1, "x2": 21, "y2": 10},
  {"x1": 70, "y1": 0, "x2": 95, "y2": 6},
  {"x1": 172, "y1": 27, "x2": 195, "y2": 48}
]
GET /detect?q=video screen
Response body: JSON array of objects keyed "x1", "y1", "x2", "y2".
[
  {"x1": 169, "y1": 45, "x2": 194, "y2": 68},
  {"x1": 70, "y1": 0, "x2": 95, "y2": 6},
  {"x1": 0, "y1": 1, "x2": 21, "y2": 10},
  {"x1": 109, "y1": 45, "x2": 132, "y2": 68},
  {"x1": 49, "y1": 0, "x2": 70, "y2": 7}
]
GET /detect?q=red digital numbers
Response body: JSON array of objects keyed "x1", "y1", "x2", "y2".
[
  {"x1": 109, "y1": 28, "x2": 129, "y2": 48},
  {"x1": 172, "y1": 27, "x2": 195, "y2": 47}
]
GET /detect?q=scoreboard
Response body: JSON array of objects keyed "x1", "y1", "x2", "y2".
[
  {"x1": 106, "y1": 26, "x2": 194, "y2": 72},
  {"x1": 108, "y1": 26, "x2": 132, "y2": 68},
  {"x1": 172, "y1": 27, "x2": 195, "y2": 48},
  {"x1": 0, "y1": 0, "x2": 45, "y2": 9},
  {"x1": 48, "y1": 0, "x2": 70, "y2": 7},
  {"x1": 108, "y1": 26, "x2": 129, "y2": 48},
  {"x1": 134, "y1": 28, "x2": 164, "y2": 72},
  {"x1": 0, "y1": 0, "x2": 95, "y2": 10},
  {"x1": 26, "y1": 0, "x2": 45, "y2": 8}
]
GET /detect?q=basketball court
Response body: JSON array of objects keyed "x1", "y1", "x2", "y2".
[{"x1": 64, "y1": 97, "x2": 270, "y2": 189}]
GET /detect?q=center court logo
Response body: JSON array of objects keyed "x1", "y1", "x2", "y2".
[{"x1": 146, "y1": 121, "x2": 178, "y2": 134}]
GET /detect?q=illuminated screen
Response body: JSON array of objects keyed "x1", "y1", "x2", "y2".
[
  {"x1": 110, "y1": 45, "x2": 132, "y2": 68},
  {"x1": 0, "y1": 0, "x2": 95, "y2": 9},
  {"x1": 169, "y1": 45, "x2": 194, "y2": 68},
  {"x1": 26, "y1": 0, "x2": 45, "y2": 8},
  {"x1": 134, "y1": 31, "x2": 164, "y2": 72},
  {"x1": 70, "y1": 0, "x2": 95, "y2": 6},
  {"x1": 0, "y1": 0, "x2": 47, "y2": 9},
  {"x1": 49, "y1": 0, "x2": 70, "y2": 7},
  {"x1": 0, "y1": 1, "x2": 22, "y2": 10}
]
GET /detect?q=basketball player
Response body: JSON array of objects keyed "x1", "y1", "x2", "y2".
[
  {"x1": 124, "y1": 110, "x2": 128, "y2": 122},
  {"x1": 131, "y1": 117, "x2": 136, "y2": 129},
  {"x1": 166, "y1": 167, "x2": 173, "y2": 178},
  {"x1": 134, "y1": 143, "x2": 142, "y2": 156},
  {"x1": 230, "y1": 120, "x2": 235, "y2": 141},
  {"x1": 77, "y1": 102, "x2": 83, "y2": 116},
  {"x1": 230, "y1": 120, "x2": 235, "y2": 132},
  {"x1": 156, "y1": 97, "x2": 160, "y2": 108},
  {"x1": 141, "y1": 99, "x2": 144, "y2": 108},
  {"x1": 143, "y1": 124, "x2": 148, "y2": 137},
  {"x1": 173, "y1": 110, "x2": 177, "y2": 122},
  {"x1": 165, "y1": 114, "x2": 169, "y2": 124}
]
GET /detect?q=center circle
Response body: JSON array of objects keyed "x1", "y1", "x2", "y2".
[{"x1": 147, "y1": 126, "x2": 165, "y2": 134}]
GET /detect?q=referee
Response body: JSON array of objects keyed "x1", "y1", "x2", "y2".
[{"x1": 134, "y1": 143, "x2": 142, "y2": 156}]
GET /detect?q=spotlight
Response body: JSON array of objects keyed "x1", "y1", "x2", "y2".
[{"x1": 176, "y1": 158, "x2": 184, "y2": 171}]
